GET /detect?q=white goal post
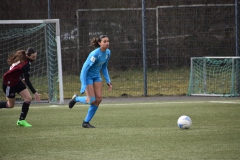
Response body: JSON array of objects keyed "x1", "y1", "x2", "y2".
[
  {"x1": 188, "y1": 56, "x2": 240, "y2": 97},
  {"x1": 0, "y1": 19, "x2": 64, "y2": 104}
]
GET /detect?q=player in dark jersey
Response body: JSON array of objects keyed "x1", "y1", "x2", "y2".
[
  {"x1": 68, "y1": 35, "x2": 112, "y2": 128},
  {"x1": 0, "y1": 47, "x2": 41, "y2": 127}
]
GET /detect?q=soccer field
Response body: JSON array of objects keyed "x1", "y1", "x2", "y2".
[{"x1": 0, "y1": 97, "x2": 240, "y2": 160}]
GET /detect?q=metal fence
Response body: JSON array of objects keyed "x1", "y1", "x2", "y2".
[{"x1": 0, "y1": 0, "x2": 238, "y2": 100}]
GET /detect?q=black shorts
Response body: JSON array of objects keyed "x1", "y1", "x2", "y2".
[{"x1": 2, "y1": 80, "x2": 27, "y2": 98}]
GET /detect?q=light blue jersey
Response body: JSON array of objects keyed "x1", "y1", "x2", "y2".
[{"x1": 80, "y1": 47, "x2": 111, "y2": 93}]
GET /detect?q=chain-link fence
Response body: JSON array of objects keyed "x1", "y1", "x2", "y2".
[{"x1": 0, "y1": 0, "x2": 238, "y2": 99}]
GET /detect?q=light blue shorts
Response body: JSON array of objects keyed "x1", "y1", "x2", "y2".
[{"x1": 86, "y1": 76, "x2": 102, "y2": 85}]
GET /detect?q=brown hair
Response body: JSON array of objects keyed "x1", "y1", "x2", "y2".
[
  {"x1": 90, "y1": 35, "x2": 108, "y2": 48},
  {"x1": 7, "y1": 47, "x2": 36, "y2": 65}
]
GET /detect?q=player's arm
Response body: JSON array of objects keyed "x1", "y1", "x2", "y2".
[
  {"x1": 20, "y1": 74, "x2": 27, "y2": 86},
  {"x1": 102, "y1": 62, "x2": 111, "y2": 84},
  {"x1": 80, "y1": 52, "x2": 97, "y2": 94},
  {"x1": 22, "y1": 63, "x2": 41, "y2": 101},
  {"x1": 102, "y1": 54, "x2": 112, "y2": 90},
  {"x1": 80, "y1": 63, "x2": 90, "y2": 94}
]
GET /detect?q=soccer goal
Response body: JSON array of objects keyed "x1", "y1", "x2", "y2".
[
  {"x1": 0, "y1": 19, "x2": 64, "y2": 104},
  {"x1": 188, "y1": 57, "x2": 240, "y2": 97}
]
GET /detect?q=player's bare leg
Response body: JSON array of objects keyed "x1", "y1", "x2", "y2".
[
  {"x1": 82, "y1": 82, "x2": 102, "y2": 128},
  {"x1": 17, "y1": 89, "x2": 32, "y2": 127},
  {"x1": 0, "y1": 97, "x2": 14, "y2": 108}
]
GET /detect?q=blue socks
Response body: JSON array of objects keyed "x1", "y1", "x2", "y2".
[
  {"x1": 74, "y1": 96, "x2": 98, "y2": 122},
  {"x1": 75, "y1": 96, "x2": 96, "y2": 104},
  {"x1": 84, "y1": 104, "x2": 98, "y2": 122},
  {"x1": 75, "y1": 96, "x2": 87, "y2": 104}
]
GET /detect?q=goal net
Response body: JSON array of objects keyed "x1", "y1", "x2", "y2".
[
  {"x1": 0, "y1": 19, "x2": 64, "y2": 104},
  {"x1": 188, "y1": 57, "x2": 240, "y2": 97}
]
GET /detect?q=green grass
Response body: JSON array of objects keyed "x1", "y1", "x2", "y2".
[
  {"x1": 0, "y1": 98, "x2": 240, "y2": 160},
  {"x1": 63, "y1": 69, "x2": 190, "y2": 99},
  {"x1": 0, "y1": 68, "x2": 193, "y2": 101}
]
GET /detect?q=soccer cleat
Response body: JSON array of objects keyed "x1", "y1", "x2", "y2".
[
  {"x1": 82, "y1": 121, "x2": 95, "y2": 128},
  {"x1": 17, "y1": 120, "x2": 32, "y2": 127},
  {"x1": 69, "y1": 94, "x2": 78, "y2": 109}
]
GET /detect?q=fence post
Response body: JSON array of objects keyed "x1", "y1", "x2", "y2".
[
  {"x1": 235, "y1": 0, "x2": 240, "y2": 94},
  {"x1": 236, "y1": 0, "x2": 239, "y2": 56},
  {"x1": 142, "y1": 0, "x2": 147, "y2": 96},
  {"x1": 48, "y1": 0, "x2": 52, "y2": 19}
]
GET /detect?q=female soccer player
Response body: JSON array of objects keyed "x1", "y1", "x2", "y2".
[
  {"x1": 0, "y1": 47, "x2": 41, "y2": 127},
  {"x1": 69, "y1": 35, "x2": 112, "y2": 128}
]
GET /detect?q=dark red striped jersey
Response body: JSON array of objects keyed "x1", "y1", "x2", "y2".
[{"x1": 3, "y1": 60, "x2": 36, "y2": 94}]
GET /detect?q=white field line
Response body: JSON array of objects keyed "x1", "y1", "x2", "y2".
[
  {"x1": 29, "y1": 100, "x2": 240, "y2": 109},
  {"x1": 209, "y1": 101, "x2": 240, "y2": 104}
]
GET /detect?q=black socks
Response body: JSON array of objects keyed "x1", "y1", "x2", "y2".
[
  {"x1": 0, "y1": 102, "x2": 8, "y2": 108},
  {"x1": 19, "y1": 101, "x2": 31, "y2": 120}
]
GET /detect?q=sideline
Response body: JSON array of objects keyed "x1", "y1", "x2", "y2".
[{"x1": 27, "y1": 100, "x2": 240, "y2": 108}]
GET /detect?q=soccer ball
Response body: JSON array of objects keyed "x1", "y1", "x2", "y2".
[{"x1": 177, "y1": 115, "x2": 192, "y2": 129}]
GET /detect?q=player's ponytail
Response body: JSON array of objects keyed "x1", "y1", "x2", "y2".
[
  {"x1": 90, "y1": 37, "x2": 100, "y2": 48},
  {"x1": 90, "y1": 35, "x2": 108, "y2": 48},
  {"x1": 7, "y1": 50, "x2": 26, "y2": 65}
]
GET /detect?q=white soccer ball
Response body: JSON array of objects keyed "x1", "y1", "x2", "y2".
[{"x1": 177, "y1": 115, "x2": 192, "y2": 129}]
